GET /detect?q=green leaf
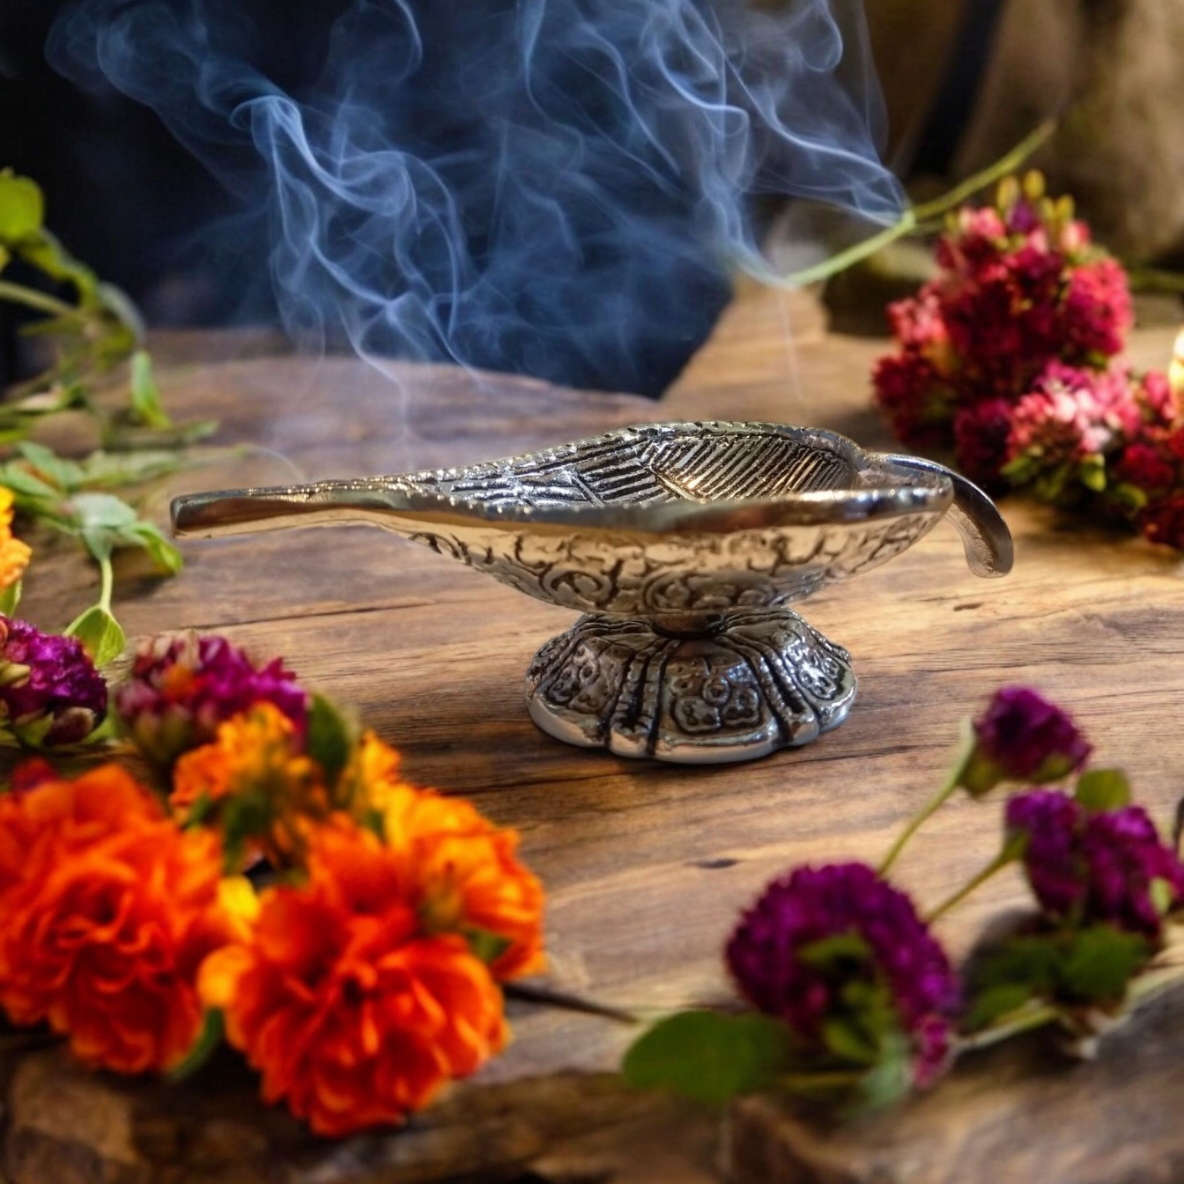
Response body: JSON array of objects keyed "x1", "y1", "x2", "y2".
[
  {"x1": 64, "y1": 605, "x2": 126, "y2": 668},
  {"x1": 97, "y1": 282, "x2": 146, "y2": 345},
  {"x1": 464, "y1": 927, "x2": 512, "y2": 966},
  {"x1": 1000, "y1": 455, "x2": 1037, "y2": 487},
  {"x1": 1150, "y1": 878, "x2": 1175, "y2": 917},
  {"x1": 0, "y1": 581, "x2": 20, "y2": 616},
  {"x1": 1078, "y1": 454, "x2": 1107, "y2": 493},
  {"x1": 307, "y1": 692, "x2": 355, "y2": 790},
  {"x1": 798, "y1": 933, "x2": 872, "y2": 969},
  {"x1": 168, "y1": 1010, "x2": 224, "y2": 1082},
  {"x1": 1075, "y1": 769, "x2": 1132, "y2": 813},
  {"x1": 77, "y1": 449, "x2": 182, "y2": 489},
  {"x1": 183, "y1": 792, "x2": 217, "y2": 829},
  {"x1": 964, "y1": 983, "x2": 1040, "y2": 1031},
  {"x1": 17, "y1": 229, "x2": 98, "y2": 301},
  {"x1": 118, "y1": 521, "x2": 183, "y2": 575},
  {"x1": 622, "y1": 1010, "x2": 791, "y2": 1104},
  {"x1": 69, "y1": 491, "x2": 140, "y2": 531},
  {"x1": 0, "y1": 462, "x2": 63, "y2": 505},
  {"x1": 128, "y1": 350, "x2": 171, "y2": 428},
  {"x1": 822, "y1": 1017, "x2": 879, "y2": 1066},
  {"x1": 854, "y1": 1029, "x2": 912, "y2": 1111},
  {"x1": 17, "y1": 441, "x2": 83, "y2": 492},
  {"x1": 103, "y1": 417, "x2": 219, "y2": 451},
  {"x1": 1060, "y1": 926, "x2": 1149, "y2": 1002},
  {"x1": 1110, "y1": 482, "x2": 1149, "y2": 512},
  {"x1": 0, "y1": 171, "x2": 44, "y2": 243}
]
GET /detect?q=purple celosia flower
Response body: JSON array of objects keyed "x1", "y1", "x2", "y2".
[
  {"x1": 725, "y1": 862, "x2": 958, "y2": 1087},
  {"x1": 1007, "y1": 789, "x2": 1184, "y2": 939},
  {"x1": 115, "y1": 633, "x2": 308, "y2": 768},
  {"x1": 0, "y1": 615, "x2": 108, "y2": 747},
  {"x1": 961, "y1": 687, "x2": 1091, "y2": 795}
]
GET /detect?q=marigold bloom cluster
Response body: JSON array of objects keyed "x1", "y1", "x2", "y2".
[
  {"x1": 0, "y1": 487, "x2": 31, "y2": 593},
  {"x1": 202, "y1": 813, "x2": 539, "y2": 1135},
  {"x1": 0, "y1": 631, "x2": 544, "y2": 1137},
  {"x1": 873, "y1": 172, "x2": 1184, "y2": 549},
  {"x1": 0, "y1": 765, "x2": 236, "y2": 1072}
]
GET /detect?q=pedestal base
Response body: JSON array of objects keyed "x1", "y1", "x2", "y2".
[{"x1": 525, "y1": 609, "x2": 856, "y2": 764}]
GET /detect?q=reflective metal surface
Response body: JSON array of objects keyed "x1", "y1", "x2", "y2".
[{"x1": 172, "y1": 421, "x2": 1013, "y2": 763}]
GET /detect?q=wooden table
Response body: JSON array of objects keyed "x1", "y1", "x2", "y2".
[{"x1": 7, "y1": 286, "x2": 1184, "y2": 1184}]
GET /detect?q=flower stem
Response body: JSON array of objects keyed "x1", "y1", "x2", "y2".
[
  {"x1": 502, "y1": 981, "x2": 639, "y2": 1025},
  {"x1": 957, "y1": 1002, "x2": 1061, "y2": 1052},
  {"x1": 926, "y1": 840, "x2": 1022, "y2": 923},
  {"x1": 98, "y1": 555, "x2": 114, "y2": 614},
  {"x1": 0, "y1": 279, "x2": 86, "y2": 323},
  {"x1": 774, "y1": 119, "x2": 1056, "y2": 289},
  {"x1": 879, "y1": 724, "x2": 975, "y2": 875}
]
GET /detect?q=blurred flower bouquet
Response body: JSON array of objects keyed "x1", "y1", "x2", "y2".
[
  {"x1": 872, "y1": 172, "x2": 1184, "y2": 550},
  {"x1": 0, "y1": 628, "x2": 543, "y2": 1136},
  {"x1": 623, "y1": 688, "x2": 1184, "y2": 1109}
]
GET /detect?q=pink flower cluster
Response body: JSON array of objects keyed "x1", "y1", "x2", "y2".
[{"x1": 873, "y1": 172, "x2": 1184, "y2": 548}]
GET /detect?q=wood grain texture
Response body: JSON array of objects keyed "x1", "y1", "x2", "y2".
[{"x1": 6, "y1": 285, "x2": 1184, "y2": 1182}]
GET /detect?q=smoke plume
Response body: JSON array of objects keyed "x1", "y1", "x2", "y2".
[{"x1": 50, "y1": 0, "x2": 901, "y2": 395}]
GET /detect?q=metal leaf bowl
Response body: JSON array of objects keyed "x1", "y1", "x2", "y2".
[{"x1": 172, "y1": 421, "x2": 1013, "y2": 764}]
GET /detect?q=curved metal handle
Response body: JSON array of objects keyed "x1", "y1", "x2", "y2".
[{"x1": 873, "y1": 454, "x2": 1014, "y2": 578}]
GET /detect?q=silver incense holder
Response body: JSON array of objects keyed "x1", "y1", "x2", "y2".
[{"x1": 172, "y1": 422, "x2": 1013, "y2": 764}]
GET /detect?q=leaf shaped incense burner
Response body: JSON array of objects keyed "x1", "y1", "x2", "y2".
[{"x1": 172, "y1": 422, "x2": 1012, "y2": 764}]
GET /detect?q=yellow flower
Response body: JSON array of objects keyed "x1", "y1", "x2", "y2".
[{"x1": 0, "y1": 487, "x2": 31, "y2": 592}]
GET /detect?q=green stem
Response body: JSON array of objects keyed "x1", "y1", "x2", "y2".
[
  {"x1": 879, "y1": 771, "x2": 960, "y2": 876},
  {"x1": 0, "y1": 279, "x2": 86, "y2": 323},
  {"x1": 926, "y1": 843, "x2": 1020, "y2": 923},
  {"x1": 772, "y1": 210, "x2": 917, "y2": 289},
  {"x1": 879, "y1": 724, "x2": 975, "y2": 876},
  {"x1": 1126, "y1": 266, "x2": 1184, "y2": 295},
  {"x1": 957, "y1": 1003, "x2": 1061, "y2": 1053},
  {"x1": 774, "y1": 119, "x2": 1057, "y2": 289},
  {"x1": 502, "y1": 982, "x2": 639, "y2": 1025},
  {"x1": 98, "y1": 554, "x2": 114, "y2": 614}
]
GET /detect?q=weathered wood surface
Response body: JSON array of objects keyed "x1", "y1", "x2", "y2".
[
  {"x1": 7, "y1": 285, "x2": 1184, "y2": 1182},
  {"x1": 731, "y1": 982, "x2": 1184, "y2": 1184}
]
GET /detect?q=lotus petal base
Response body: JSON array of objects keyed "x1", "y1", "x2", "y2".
[{"x1": 525, "y1": 609, "x2": 856, "y2": 764}]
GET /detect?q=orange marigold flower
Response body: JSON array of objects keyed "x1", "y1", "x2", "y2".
[
  {"x1": 379, "y1": 779, "x2": 545, "y2": 980},
  {"x1": 171, "y1": 702, "x2": 328, "y2": 866},
  {"x1": 0, "y1": 764, "x2": 238, "y2": 1074},
  {"x1": 201, "y1": 819, "x2": 507, "y2": 1136},
  {"x1": 337, "y1": 729, "x2": 417, "y2": 814},
  {"x1": 336, "y1": 731, "x2": 543, "y2": 977},
  {"x1": 0, "y1": 487, "x2": 31, "y2": 592}
]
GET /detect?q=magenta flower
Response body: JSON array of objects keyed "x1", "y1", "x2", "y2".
[
  {"x1": 1007, "y1": 790, "x2": 1184, "y2": 939},
  {"x1": 115, "y1": 633, "x2": 308, "y2": 768},
  {"x1": 953, "y1": 399, "x2": 1014, "y2": 491},
  {"x1": 961, "y1": 687, "x2": 1091, "y2": 795},
  {"x1": 0, "y1": 616, "x2": 108, "y2": 747},
  {"x1": 1139, "y1": 494, "x2": 1184, "y2": 550},
  {"x1": 1114, "y1": 442, "x2": 1177, "y2": 495},
  {"x1": 1061, "y1": 258, "x2": 1133, "y2": 360},
  {"x1": 725, "y1": 862, "x2": 958, "y2": 1087}
]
